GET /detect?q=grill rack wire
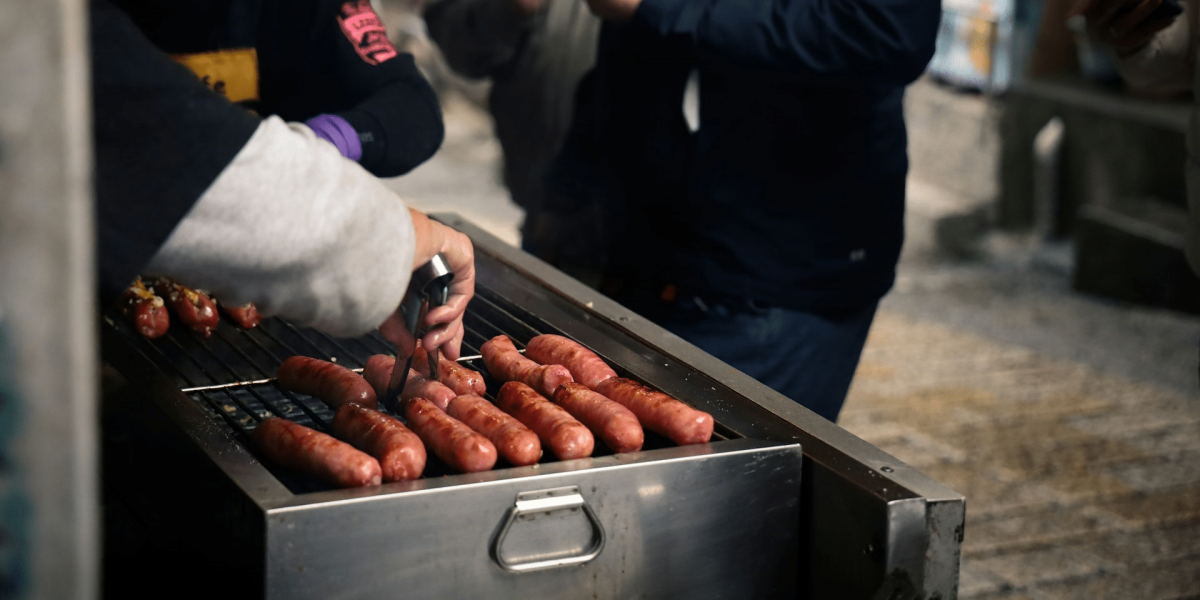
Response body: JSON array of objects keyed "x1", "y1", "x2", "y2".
[{"x1": 109, "y1": 287, "x2": 708, "y2": 491}]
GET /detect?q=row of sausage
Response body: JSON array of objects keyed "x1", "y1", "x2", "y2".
[
  {"x1": 252, "y1": 334, "x2": 714, "y2": 489},
  {"x1": 121, "y1": 276, "x2": 261, "y2": 338}
]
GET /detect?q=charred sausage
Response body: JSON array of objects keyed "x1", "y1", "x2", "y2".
[
  {"x1": 496, "y1": 381, "x2": 593, "y2": 460},
  {"x1": 481, "y1": 335, "x2": 574, "y2": 398},
  {"x1": 525, "y1": 334, "x2": 617, "y2": 390},
  {"x1": 251, "y1": 417, "x2": 382, "y2": 488},
  {"x1": 333, "y1": 402, "x2": 426, "y2": 482},
  {"x1": 277, "y1": 355, "x2": 378, "y2": 410},
  {"x1": 120, "y1": 277, "x2": 169, "y2": 339},
  {"x1": 595, "y1": 378, "x2": 713, "y2": 446},
  {"x1": 411, "y1": 346, "x2": 487, "y2": 396},
  {"x1": 554, "y1": 382, "x2": 644, "y2": 453},
  {"x1": 361, "y1": 354, "x2": 457, "y2": 411},
  {"x1": 405, "y1": 397, "x2": 497, "y2": 473},
  {"x1": 148, "y1": 277, "x2": 220, "y2": 338},
  {"x1": 447, "y1": 394, "x2": 541, "y2": 466}
]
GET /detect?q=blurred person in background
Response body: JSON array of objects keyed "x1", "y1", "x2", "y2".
[
  {"x1": 538, "y1": 0, "x2": 941, "y2": 422},
  {"x1": 93, "y1": 0, "x2": 473, "y2": 354},
  {"x1": 422, "y1": 0, "x2": 601, "y2": 280},
  {"x1": 1069, "y1": 0, "x2": 1200, "y2": 383}
]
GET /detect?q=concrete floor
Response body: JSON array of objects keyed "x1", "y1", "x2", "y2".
[{"x1": 382, "y1": 79, "x2": 1200, "y2": 599}]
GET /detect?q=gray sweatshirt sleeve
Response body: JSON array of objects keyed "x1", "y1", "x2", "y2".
[{"x1": 145, "y1": 116, "x2": 416, "y2": 338}]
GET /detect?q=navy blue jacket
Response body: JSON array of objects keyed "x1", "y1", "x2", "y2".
[
  {"x1": 92, "y1": 0, "x2": 444, "y2": 301},
  {"x1": 546, "y1": 0, "x2": 941, "y2": 312}
]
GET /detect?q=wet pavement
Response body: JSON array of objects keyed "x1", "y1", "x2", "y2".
[{"x1": 383, "y1": 82, "x2": 1200, "y2": 599}]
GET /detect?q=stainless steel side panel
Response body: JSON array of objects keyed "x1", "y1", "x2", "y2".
[
  {"x1": 266, "y1": 440, "x2": 802, "y2": 600},
  {"x1": 437, "y1": 214, "x2": 967, "y2": 600}
]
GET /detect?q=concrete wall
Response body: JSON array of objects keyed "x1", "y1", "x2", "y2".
[{"x1": 0, "y1": 0, "x2": 98, "y2": 597}]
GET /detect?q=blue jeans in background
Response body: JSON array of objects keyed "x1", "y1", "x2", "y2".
[{"x1": 656, "y1": 296, "x2": 879, "y2": 423}]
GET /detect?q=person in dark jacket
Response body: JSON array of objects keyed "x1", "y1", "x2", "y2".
[
  {"x1": 423, "y1": 0, "x2": 600, "y2": 279},
  {"x1": 543, "y1": 0, "x2": 942, "y2": 421},
  {"x1": 93, "y1": 0, "x2": 472, "y2": 356}
]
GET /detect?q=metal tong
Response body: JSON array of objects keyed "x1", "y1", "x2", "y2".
[{"x1": 384, "y1": 253, "x2": 454, "y2": 411}]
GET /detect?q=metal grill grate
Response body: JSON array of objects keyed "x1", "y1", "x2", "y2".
[{"x1": 106, "y1": 286, "x2": 695, "y2": 490}]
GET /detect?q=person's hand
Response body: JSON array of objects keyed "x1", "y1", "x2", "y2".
[
  {"x1": 583, "y1": 0, "x2": 641, "y2": 21},
  {"x1": 1070, "y1": 0, "x2": 1179, "y2": 56},
  {"x1": 379, "y1": 209, "x2": 476, "y2": 361}
]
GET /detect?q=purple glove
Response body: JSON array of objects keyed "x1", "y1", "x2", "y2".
[{"x1": 305, "y1": 114, "x2": 363, "y2": 162}]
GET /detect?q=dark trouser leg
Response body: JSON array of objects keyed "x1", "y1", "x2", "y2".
[{"x1": 660, "y1": 301, "x2": 879, "y2": 423}]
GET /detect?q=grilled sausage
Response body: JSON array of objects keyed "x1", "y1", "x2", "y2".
[
  {"x1": 481, "y1": 335, "x2": 574, "y2": 398},
  {"x1": 595, "y1": 378, "x2": 713, "y2": 446},
  {"x1": 496, "y1": 381, "x2": 594, "y2": 460},
  {"x1": 333, "y1": 402, "x2": 426, "y2": 482},
  {"x1": 525, "y1": 334, "x2": 617, "y2": 390},
  {"x1": 219, "y1": 300, "x2": 262, "y2": 329},
  {"x1": 554, "y1": 382, "x2": 644, "y2": 453},
  {"x1": 410, "y1": 346, "x2": 487, "y2": 397},
  {"x1": 148, "y1": 277, "x2": 220, "y2": 338},
  {"x1": 361, "y1": 354, "x2": 457, "y2": 411},
  {"x1": 251, "y1": 417, "x2": 382, "y2": 488},
  {"x1": 120, "y1": 277, "x2": 169, "y2": 339},
  {"x1": 447, "y1": 394, "x2": 541, "y2": 466},
  {"x1": 362, "y1": 354, "x2": 396, "y2": 399},
  {"x1": 405, "y1": 397, "x2": 497, "y2": 473},
  {"x1": 277, "y1": 355, "x2": 378, "y2": 410}
]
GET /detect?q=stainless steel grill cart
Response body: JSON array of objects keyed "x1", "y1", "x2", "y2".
[{"x1": 100, "y1": 214, "x2": 963, "y2": 600}]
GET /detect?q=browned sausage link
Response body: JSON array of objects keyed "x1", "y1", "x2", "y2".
[
  {"x1": 220, "y1": 301, "x2": 262, "y2": 329},
  {"x1": 149, "y1": 277, "x2": 220, "y2": 338},
  {"x1": 402, "y1": 374, "x2": 457, "y2": 411},
  {"x1": 121, "y1": 278, "x2": 169, "y2": 339},
  {"x1": 496, "y1": 381, "x2": 594, "y2": 460},
  {"x1": 251, "y1": 417, "x2": 382, "y2": 488},
  {"x1": 411, "y1": 345, "x2": 488, "y2": 396},
  {"x1": 368, "y1": 353, "x2": 459, "y2": 410},
  {"x1": 526, "y1": 334, "x2": 618, "y2": 390},
  {"x1": 439, "y1": 361, "x2": 487, "y2": 396},
  {"x1": 554, "y1": 382, "x2": 644, "y2": 453},
  {"x1": 447, "y1": 394, "x2": 541, "y2": 466},
  {"x1": 333, "y1": 402, "x2": 427, "y2": 482},
  {"x1": 362, "y1": 354, "x2": 395, "y2": 400},
  {"x1": 277, "y1": 356, "x2": 378, "y2": 410},
  {"x1": 404, "y1": 397, "x2": 497, "y2": 473},
  {"x1": 481, "y1": 335, "x2": 575, "y2": 398},
  {"x1": 595, "y1": 378, "x2": 713, "y2": 445}
]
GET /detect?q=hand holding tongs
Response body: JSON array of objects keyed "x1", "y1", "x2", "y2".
[{"x1": 384, "y1": 253, "x2": 454, "y2": 411}]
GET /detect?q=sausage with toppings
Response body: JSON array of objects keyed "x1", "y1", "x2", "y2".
[
  {"x1": 148, "y1": 277, "x2": 220, "y2": 338},
  {"x1": 277, "y1": 355, "x2": 378, "y2": 410},
  {"x1": 595, "y1": 378, "x2": 713, "y2": 446},
  {"x1": 405, "y1": 397, "x2": 497, "y2": 473},
  {"x1": 120, "y1": 277, "x2": 170, "y2": 339},
  {"x1": 333, "y1": 402, "x2": 426, "y2": 481},
  {"x1": 481, "y1": 335, "x2": 574, "y2": 398},
  {"x1": 447, "y1": 394, "x2": 541, "y2": 466},
  {"x1": 496, "y1": 381, "x2": 593, "y2": 460},
  {"x1": 219, "y1": 300, "x2": 262, "y2": 329},
  {"x1": 526, "y1": 334, "x2": 617, "y2": 390},
  {"x1": 251, "y1": 417, "x2": 382, "y2": 488},
  {"x1": 554, "y1": 382, "x2": 644, "y2": 453}
]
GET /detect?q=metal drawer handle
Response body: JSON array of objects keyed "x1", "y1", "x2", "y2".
[{"x1": 491, "y1": 486, "x2": 606, "y2": 573}]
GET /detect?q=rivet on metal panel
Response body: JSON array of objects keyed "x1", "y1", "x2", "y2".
[{"x1": 880, "y1": 465, "x2": 894, "y2": 473}]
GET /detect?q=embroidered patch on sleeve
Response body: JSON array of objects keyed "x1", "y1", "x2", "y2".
[
  {"x1": 337, "y1": 1, "x2": 398, "y2": 66},
  {"x1": 170, "y1": 48, "x2": 259, "y2": 103}
]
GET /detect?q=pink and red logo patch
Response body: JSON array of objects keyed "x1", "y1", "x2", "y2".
[{"x1": 337, "y1": 1, "x2": 398, "y2": 65}]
